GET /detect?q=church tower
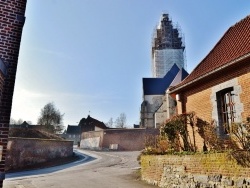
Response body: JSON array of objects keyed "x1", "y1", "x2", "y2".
[{"x1": 152, "y1": 14, "x2": 186, "y2": 78}]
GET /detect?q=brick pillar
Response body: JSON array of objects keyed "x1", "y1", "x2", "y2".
[{"x1": 0, "y1": 0, "x2": 27, "y2": 186}]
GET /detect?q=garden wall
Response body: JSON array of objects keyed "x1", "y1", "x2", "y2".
[
  {"x1": 141, "y1": 152, "x2": 250, "y2": 187},
  {"x1": 5, "y1": 137, "x2": 73, "y2": 171},
  {"x1": 81, "y1": 128, "x2": 159, "y2": 151}
]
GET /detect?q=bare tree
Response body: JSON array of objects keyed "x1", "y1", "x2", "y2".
[
  {"x1": 115, "y1": 113, "x2": 126, "y2": 128},
  {"x1": 17, "y1": 119, "x2": 24, "y2": 125},
  {"x1": 10, "y1": 118, "x2": 17, "y2": 125},
  {"x1": 105, "y1": 118, "x2": 114, "y2": 128},
  {"x1": 10, "y1": 118, "x2": 23, "y2": 125},
  {"x1": 10, "y1": 118, "x2": 33, "y2": 125},
  {"x1": 37, "y1": 102, "x2": 64, "y2": 133},
  {"x1": 26, "y1": 120, "x2": 33, "y2": 125}
]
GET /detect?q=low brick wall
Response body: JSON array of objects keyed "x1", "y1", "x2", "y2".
[
  {"x1": 81, "y1": 128, "x2": 159, "y2": 151},
  {"x1": 141, "y1": 152, "x2": 250, "y2": 187},
  {"x1": 5, "y1": 137, "x2": 73, "y2": 171}
]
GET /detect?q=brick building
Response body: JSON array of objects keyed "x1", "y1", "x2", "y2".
[
  {"x1": 61, "y1": 125, "x2": 81, "y2": 145},
  {"x1": 79, "y1": 115, "x2": 108, "y2": 132},
  {"x1": 0, "y1": 0, "x2": 27, "y2": 186},
  {"x1": 170, "y1": 15, "x2": 250, "y2": 149}
]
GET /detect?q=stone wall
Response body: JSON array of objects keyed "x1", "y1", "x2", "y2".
[
  {"x1": 141, "y1": 152, "x2": 250, "y2": 187},
  {"x1": 5, "y1": 138, "x2": 73, "y2": 171},
  {"x1": 81, "y1": 128, "x2": 159, "y2": 151}
]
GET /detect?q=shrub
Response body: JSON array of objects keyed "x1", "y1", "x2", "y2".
[
  {"x1": 230, "y1": 117, "x2": 250, "y2": 150},
  {"x1": 160, "y1": 112, "x2": 196, "y2": 152},
  {"x1": 142, "y1": 113, "x2": 250, "y2": 155}
]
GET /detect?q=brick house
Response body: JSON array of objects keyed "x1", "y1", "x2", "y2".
[
  {"x1": 169, "y1": 15, "x2": 250, "y2": 149},
  {"x1": 10, "y1": 121, "x2": 45, "y2": 130},
  {"x1": 61, "y1": 125, "x2": 81, "y2": 145},
  {"x1": 79, "y1": 115, "x2": 108, "y2": 133},
  {"x1": 0, "y1": 1, "x2": 27, "y2": 186}
]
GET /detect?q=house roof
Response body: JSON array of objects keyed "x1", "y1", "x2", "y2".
[
  {"x1": 9, "y1": 121, "x2": 43, "y2": 129},
  {"x1": 79, "y1": 115, "x2": 108, "y2": 129},
  {"x1": 170, "y1": 15, "x2": 250, "y2": 92},
  {"x1": 66, "y1": 125, "x2": 81, "y2": 134},
  {"x1": 143, "y1": 64, "x2": 180, "y2": 95}
]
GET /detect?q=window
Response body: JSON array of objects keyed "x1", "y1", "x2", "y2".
[
  {"x1": 216, "y1": 87, "x2": 235, "y2": 134},
  {"x1": 0, "y1": 58, "x2": 7, "y2": 76}
]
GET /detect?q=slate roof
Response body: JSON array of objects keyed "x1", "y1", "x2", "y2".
[
  {"x1": 79, "y1": 115, "x2": 108, "y2": 130},
  {"x1": 170, "y1": 68, "x2": 189, "y2": 87},
  {"x1": 171, "y1": 15, "x2": 250, "y2": 92},
  {"x1": 9, "y1": 121, "x2": 44, "y2": 129},
  {"x1": 143, "y1": 64, "x2": 188, "y2": 95},
  {"x1": 66, "y1": 125, "x2": 81, "y2": 134}
]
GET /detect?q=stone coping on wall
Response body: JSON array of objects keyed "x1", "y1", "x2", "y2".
[{"x1": 8, "y1": 137, "x2": 73, "y2": 142}]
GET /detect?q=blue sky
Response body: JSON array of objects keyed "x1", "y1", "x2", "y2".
[{"x1": 11, "y1": 0, "x2": 250, "y2": 127}]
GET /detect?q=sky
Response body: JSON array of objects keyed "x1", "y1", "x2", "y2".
[{"x1": 10, "y1": 0, "x2": 250, "y2": 128}]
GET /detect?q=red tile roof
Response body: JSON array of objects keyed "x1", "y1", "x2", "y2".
[{"x1": 171, "y1": 15, "x2": 250, "y2": 92}]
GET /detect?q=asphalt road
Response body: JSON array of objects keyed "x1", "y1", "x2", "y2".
[{"x1": 3, "y1": 149, "x2": 156, "y2": 188}]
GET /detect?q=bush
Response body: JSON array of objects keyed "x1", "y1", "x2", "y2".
[{"x1": 142, "y1": 112, "x2": 246, "y2": 156}]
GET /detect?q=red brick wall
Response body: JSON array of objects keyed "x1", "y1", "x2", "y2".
[
  {"x1": 186, "y1": 88, "x2": 212, "y2": 123},
  {"x1": 178, "y1": 63, "x2": 250, "y2": 124},
  {"x1": 174, "y1": 58, "x2": 250, "y2": 150},
  {"x1": 81, "y1": 128, "x2": 159, "y2": 151},
  {"x1": 102, "y1": 129, "x2": 159, "y2": 151},
  {"x1": 141, "y1": 152, "x2": 250, "y2": 187},
  {"x1": 5, "y1": 138, "x2": 73, "y2": 171},
  {"x1": 0, "y1": 0, "x2": 27, "y2": 185},
  {"x1": 238, "y1": 72, "x2": 250, "y2": 120}
]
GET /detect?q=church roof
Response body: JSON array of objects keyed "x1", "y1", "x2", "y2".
[
  {"x1": 170, "y1": 68, "x2": 189, "y2": 87},
  {"x1": 143, "y1": 64, "x2": 188, "y2": 95},
  {"x1": 171, "y1": 15, "x2": 250, "y2": 92},
  {"x1": 143, "y1": 64, "x2": 179, "y2": 95}
]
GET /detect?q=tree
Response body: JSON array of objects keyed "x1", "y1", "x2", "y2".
[
  {"x1": 10, "y1": 118, "x2": 25, "y2": 125},
  {"x1": 105, "y1": 118, "x2": 114, "y2": 128},
  {"x1": 37, "y1": 102, "x2": 64, "y2": 133},
  {"x1": 115, "y1": 113, "x2": 126, "y2": 128}
]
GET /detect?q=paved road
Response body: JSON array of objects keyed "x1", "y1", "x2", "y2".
[{"x1": 3, "y1": 149, "x2": 156, "y2": 188}]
